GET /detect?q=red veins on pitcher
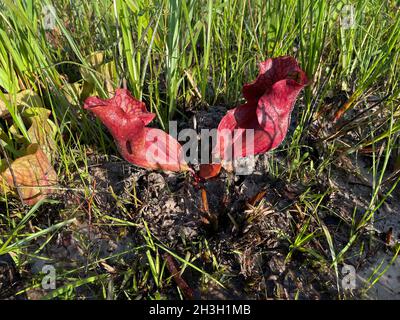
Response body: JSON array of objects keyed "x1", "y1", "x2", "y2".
[
  {"x1": 199, "y1": 56, "x2": 309, "y2": 179},
  {"x1": 84, "y1": 89, "x2": 189, "y2": 172}
]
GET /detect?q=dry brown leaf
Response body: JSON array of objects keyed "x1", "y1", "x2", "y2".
[{"x1": 0, "y1": 144, "x2": 58, "y2": 205}]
